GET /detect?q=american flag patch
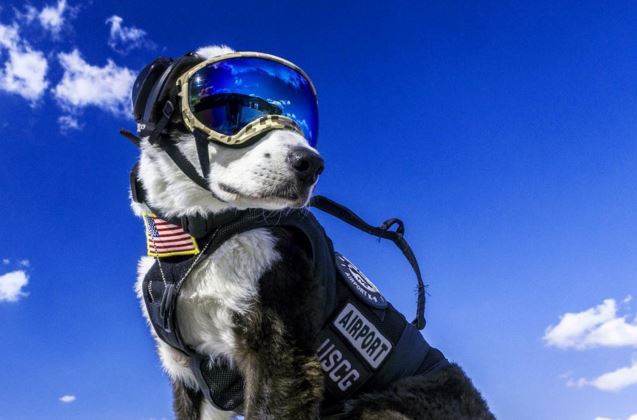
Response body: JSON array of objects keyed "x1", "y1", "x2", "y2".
[{"x1": 143, "y1": 214, "x2": 200, "y2": 258}]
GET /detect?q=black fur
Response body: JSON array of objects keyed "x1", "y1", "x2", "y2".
[
  {"x1": 231, "y1": 227, "x2": 325, "y2": 419},
  {"x1": 344, "y1": 364, "x2": 494, "y2": 420}
]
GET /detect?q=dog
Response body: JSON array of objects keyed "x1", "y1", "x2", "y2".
[{"x1": 130, "y1": 46, "x2": 494, "y2": 420}]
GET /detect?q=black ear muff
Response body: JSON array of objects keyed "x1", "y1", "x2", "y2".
[
  {"x1": 149, "y1": 53, "x2": 204, "y2": 123},
  {"x1": 132, "y1": 56, "x2": 173, "y2": 123},
  {"x1": 132, "y1": 53, "x2": 205, "y2": 134}
]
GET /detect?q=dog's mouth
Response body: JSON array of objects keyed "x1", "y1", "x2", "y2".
[{"x1": 217, "y1": 183, "x2": 308, "y2": 206}]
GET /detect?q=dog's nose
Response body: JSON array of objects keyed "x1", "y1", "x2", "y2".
[{"x1": 287, "y1": 146, "x2": 324, "y2": 184}]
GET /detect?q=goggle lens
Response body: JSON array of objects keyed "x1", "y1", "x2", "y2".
[{"x1": 188, "y1": 57, "x2": 319, "y2": 146}]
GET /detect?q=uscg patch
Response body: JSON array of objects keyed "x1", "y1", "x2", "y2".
[
  {"x1": 335, "y1": 253, "x2": 387, "y2": 309},
  {"x1": 317, "y1": 332, "x2": 368, "y2": 396}
]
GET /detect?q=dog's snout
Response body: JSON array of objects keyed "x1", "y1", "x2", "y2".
[{"x1": 287, "y1": 146, "x2": 324, "y2": 184}]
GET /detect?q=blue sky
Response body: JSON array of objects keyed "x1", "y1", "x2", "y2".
[{"x1": 1, "y1": 1, "x2": 636, "y2": 419}]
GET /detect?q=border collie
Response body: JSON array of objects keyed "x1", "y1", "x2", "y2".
[{"x1": 131, "y1": 45, "x2": 493, "y2": 420}]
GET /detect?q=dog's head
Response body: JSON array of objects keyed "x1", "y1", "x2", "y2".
[{"x1": 131, "y1": 46, "x2": 323, "y2": 218}]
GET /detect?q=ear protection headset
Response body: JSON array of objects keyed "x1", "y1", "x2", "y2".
[{"x1": 132, "y1": 52, "x2": 204, "y2": 139}]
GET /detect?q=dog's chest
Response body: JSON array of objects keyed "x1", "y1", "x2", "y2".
[{"x1": 173, "y1": 228, "x2": 280, "y2": 358}]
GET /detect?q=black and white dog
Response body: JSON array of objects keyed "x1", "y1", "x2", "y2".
[{"x1": 131, "y1": 46, "x2": 493, "y2": 420}]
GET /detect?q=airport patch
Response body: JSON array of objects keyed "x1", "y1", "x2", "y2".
[
  {"x1": 335, "y1": 252, "x2": 387, "y2": 309},
  {"x1": 333, "y1": 303, "x2": 392, "y2": 369}
]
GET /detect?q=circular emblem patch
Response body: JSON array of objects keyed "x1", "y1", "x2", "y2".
[{"x1": 335, "y1": 252, "x2": 387, "y2": 309}]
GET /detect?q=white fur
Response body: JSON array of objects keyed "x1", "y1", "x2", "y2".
[
  {"x1": 132, "y1": 45, "x2": 321, "y2": 420},
  {"x1": 136, "y1": 229, "x2": 280, "y2": 418},
  {"x1": 131, "y1": 129, "x2": 316, "y2": 219},
  {"x1": 196, "y1": 45, "x2": 235, "y2": 59},
  {"x1": 200, "y1": 399, "x2": 234, "y2": 420}
]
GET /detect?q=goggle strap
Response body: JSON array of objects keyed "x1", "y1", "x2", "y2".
[
  {"x1": 158, "y1": 139, "x2": 209, "y2": 191},
  {"x1": 144, "y1": 86, "x2": 208, "y2": 191},
  {"x1": 142, "y1": 88, "x2": 229, "y2": 204},
  {"x1": 194, "y1": 129, "x2": 211, "y2": 184}
]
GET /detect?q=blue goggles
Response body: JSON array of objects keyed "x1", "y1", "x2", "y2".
[{"x1": 178, "y1": 53, "x2": 319, "y2": 148}]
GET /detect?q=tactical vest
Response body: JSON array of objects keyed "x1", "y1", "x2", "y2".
[{"x1": 141, "y1": 207, "x2": 448, "y2": 416}]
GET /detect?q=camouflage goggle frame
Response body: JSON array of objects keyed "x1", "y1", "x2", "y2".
[{"x1": 175, "y1": 52, "x2": 319, "y2": 148}]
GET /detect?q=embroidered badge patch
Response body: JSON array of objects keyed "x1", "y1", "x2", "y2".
[
  {"x1": 335, "y1": 253, "x2": 388, "y2": 309},
  {"x1": 143, "y1": 214, "x2": 200, "y2": 258},
  {"x1": 333, "y1": 303, "x2": 393, "y2": 369}
]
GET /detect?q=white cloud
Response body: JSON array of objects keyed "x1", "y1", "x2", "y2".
[
  {"x1": 0, "y1": 23, "x2": 48, "y2": 103},
  {"x1": 105, "y1": 15, "x2": 154, "y2": 54},
  {"x1": 2, "y1": 259, "x2": 9, "y2": 265},
  {"x1": 0, "y1": 270, "x2": 29, "y2": 302},
  {"x1": 196, "y1": 45, "x2": 234, "y2": 59},
  {"x1": 568, "y1": 360, "x2": 637, "y2": 393},
  {"x1": 18, "y1": 259, "x2": 29, "y2": 267},
  {"x1": 39, "y1": 0, "x2": 68, "y2": 34},
  {"x1": 587, "y1": 360, "x2": 637, "y2": 392},
  {"x1": 595, "y1": 414, "x2": 637, "y2": 420},
  {"x1": 544, "y1": 298, "x2": 637, "y2": 350},
  {"x1": 0, "y1": 23, "x2": 19, "y2": 49},
  {"x1": 58, "y1": 115, "x2": 82, "y2": 132},
  {"x1": 59, "y1": 394, "x2": 76, "y2": 403},
  {"x1": 53, "y1": 49, "x2": 135, "y2": 117},
  {"x1": 0, "y1": 47, "x2": 48, "y2": 102},
  {"x1": 22, "y1": 0, "x2": 72, "y2": 36}
]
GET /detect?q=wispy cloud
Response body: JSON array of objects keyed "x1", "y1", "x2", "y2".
[
  {"x1": 0, "y1": 270, "x2": 29, "y2": 302},
  {"x1": 1, "y1": 2, "x2": 136, "y2": 129},
  {"x1": 544, "y1": 297, "x2": 637, "y2": 350},
  {"x1": 59, "y1": 394, "x2": 76, "y2": 403},
  {"x1": 105, "y1": 15, "x2": 155, "y2": 54},
  {"x1": 567, "y1": 359, "x2": 637, "y2": 392},
  {"x1": 58, "y1": 115, "x2": 82, "y2": 132},
  {"x1": 20, "y1": 0, "x2": 75, "y2": 37},
  {"x1": 0, "y1": 22, "x2": 48, "y2": 103},
  {"x1": 595, "y1": 413, "x2": 637, "y2": 420},
  {"x1": 545, "y1": 296, "x2": 637, "y2": 393},
  {"x1": 53, "y1": 49, "x2": 135, "y2": 117}
]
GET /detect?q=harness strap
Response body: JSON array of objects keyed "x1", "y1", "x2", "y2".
[{"x1": 310, "y1": 195, "x2": 426, "y2": 330}]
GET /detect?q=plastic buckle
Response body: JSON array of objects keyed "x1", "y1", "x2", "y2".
[
  {"x1": 159, "y1": 284, "x2": 175, "y2": 333},
  {"x1": 162, "y1": 100, "x2": 175, "y2": 119}
]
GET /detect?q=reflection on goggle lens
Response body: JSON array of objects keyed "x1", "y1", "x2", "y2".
[{"x1": 188, "y1": 57, "x2": 318, "y2": 146}]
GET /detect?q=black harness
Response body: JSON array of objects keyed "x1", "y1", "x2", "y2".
[{"x1": 131, "y1": 169, "x2": 447, "y2": 416}]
